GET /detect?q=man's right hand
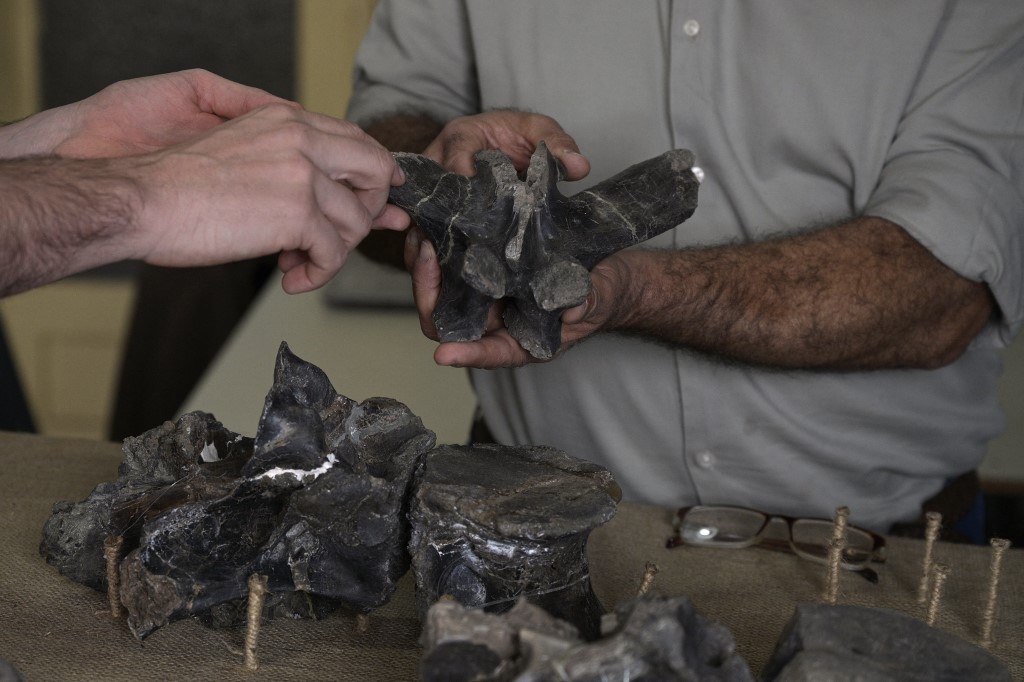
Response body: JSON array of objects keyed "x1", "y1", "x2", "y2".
[{"x1": 133, "y1": 102, "x2": 408, "y2": 294}]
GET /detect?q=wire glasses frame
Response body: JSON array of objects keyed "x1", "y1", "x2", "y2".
[{"x1": 666, "y1": 505, "x2": 887, "y2": 583}]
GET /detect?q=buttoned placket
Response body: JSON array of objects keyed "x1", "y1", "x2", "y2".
[{"x1": 668, "y1": 1, "x2": 721, "y2": 504}]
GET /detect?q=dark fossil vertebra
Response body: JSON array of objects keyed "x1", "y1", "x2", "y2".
[
  {"x1": 408, "y1": 443, "x2": 620, "y2": 640},
  {"x1": 390, "y1": 143, "x2": 701, "y2": 359},
  {"x1": 420, "y1": 595, "x2": 753, "y2": 682},
  {"x1": 41, "y1": 342, "x2": 435, "y2": 638}
]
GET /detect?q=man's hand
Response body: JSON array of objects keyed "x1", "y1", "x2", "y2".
[
  {"x1": 423, "y1": 110, "x2": 591, "y2": 180},
  {"x1": 134, "y1": 103, "x2": 408, "y2": 293},
  {"x1": 0, "y1": 73, "x2": 409, "y2": 297},
  {"x1": 405, "y1": 227, "x2": 629, "y2": 368},
  {"x1": 404, "y1": 110, "x2": 599, "y2": 364},
  {"x1": 1, "y1": 69, "x2": 288, "y2": 159},
  {"x1": 406, "y1": 214, "x2": 994, "y2": 371}
]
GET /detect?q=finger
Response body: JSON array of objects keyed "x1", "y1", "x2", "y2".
[
  {"x1": 243, "y1": 106, "x2": 398, "y2": 194},
  {"x1": 279, "y1": 224, "x2": 347, "y2": 294},
  {"x1": 409, "y1": 235, "x2": 442, "y2": 340},
  {"x1": 433, "y1": 331, "x2": 535, "y2": 369},
  {"x1": 351, "y1": 161, "x2": 405, "y2": 223},
  {"x1": 517, "y1": 119, "x2": 590, "y2": 181},
  {"x1": 278, "y1": 249, "x2": 306, "y2": 273},
  {"x1": 277, "y1": 175, "x2": 375, "y2": 292},
  {"x1": 423, "y1": 129, "x2": 482, "y2": 176},
  {"x1": 304, "y1": 135, "x2": 399, "y2": 193},
  {"x1": 185, "y1": 69, "x2": 292, "y2": 119},
  {"x1": 350, "y1": 185, "x2": 392, "y2": 223},
  {"x1": 404, "y1": 226, "x2": 424, "y2": 272},
  {"x1": 312, "y1": 172, "x2": 376, "y2": 248},
  {"x1": 552, "y1": 150, "x2": 590, "y2": 181},
  {"x1": 437, "y1": 140, "x2": 480, "y2": 176},
  {"x1": 281, "y1": 256, "x2": 343, "y2": 293},
  {"x1": 441, "y1": 149, "x2": 481, "y2": 176},
  {"x1": 371, "y1": 204, "x2": 411, "y2": 231}
]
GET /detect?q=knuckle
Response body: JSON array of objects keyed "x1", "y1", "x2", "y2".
[
  {"x1": 258, "y1": 102, "x2": 303, "y2": 124},
  {"x1": 281, "y1": 154, "x2": 317, "y2": 184},
  {"x1": 327, "y1": 249, "x2": 346, "y2": 271},
  {"x1": 182, "y1": 67, "x2": 214, "y2": 83},
  {"x1": 337, "y1": 118, "x2": 367, "y2": 138}
]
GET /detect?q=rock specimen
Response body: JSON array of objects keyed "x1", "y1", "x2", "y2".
[
  {"x1": 408, "y1": 444, "x2": 620, "y2": 640},
  {"x1": 760, "y1": 603, "x2": 1012, "y2": 681},
  {"x1": 40, "y1": 342, "x2": 435, "y2": 638},
  {"x1": 40, "y1": 410, "x2": 254, "y2": 594},
  {"x1": 420, "y1": 595, "x2": 753, "y2": 681},
  {"x1": 421, "y1": 598, "x2": 580, "y2": 682},
  {"x1": 390, "y1": 143, "x2": 701, "y2": 359}
]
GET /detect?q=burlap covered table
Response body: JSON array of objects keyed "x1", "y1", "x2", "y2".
[{"x1": 1, "y1": 431, "x2": 1020, "y2": 680}]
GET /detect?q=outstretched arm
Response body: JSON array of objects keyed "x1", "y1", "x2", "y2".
[
  {"x1": 426, "y1": 216, "x2": 992, "y2": 370},
  {"x1": 398, "y1": 118, "x2": 993, "y2": 371},
  {"x1": 0, "y1": 71, "x2": 408, "y2": 297},
  {"x1": 369, "y1": 110, "x2": 993, "y2": 371}
]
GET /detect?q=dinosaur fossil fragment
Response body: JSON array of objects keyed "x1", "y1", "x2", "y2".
[
  {"x1": 408, "y1": 443, "x2": 620, "y2": 640},
  {"x1": 420, "y1": 595, "x2": 753, "y2": 681},
  {"x1": 390, "y1": 144, "x2": 701, "y2": 359},
  {"x1": 41, "y1": 342, "x2": 435, "y2": 638}
]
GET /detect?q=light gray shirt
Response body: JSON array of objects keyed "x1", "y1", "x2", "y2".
[{"x1": 349, "y1": 0, "x2": 1024, "y2": 530}]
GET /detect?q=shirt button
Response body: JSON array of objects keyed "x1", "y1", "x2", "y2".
[
  {"x1": 683, "y1": 19, "x2": 700, "y2": 38},
  {"x1": 695, "y1": 450, "x2": 715, "y2": 469}
]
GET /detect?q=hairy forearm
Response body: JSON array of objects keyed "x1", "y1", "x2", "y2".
[
  {"x1": 0, "y1": 156, "x2": 139, "y2": 296},
  {"x1": 606, "y1": 217, "x2": 994, "y2": 370}
]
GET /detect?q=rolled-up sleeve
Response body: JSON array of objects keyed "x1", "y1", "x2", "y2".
[
  {"x1": 864, "y1": 2, "x2": 1024, "y2": 343},
  {"x1": 347, "y1": 0, "x2": 478, "y2": 127}
]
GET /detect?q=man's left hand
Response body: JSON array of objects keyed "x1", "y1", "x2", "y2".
[{"x1": 406, "y1": 226, "x2": 637, "y2": 368}]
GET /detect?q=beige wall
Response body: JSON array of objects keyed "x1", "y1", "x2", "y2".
[
  {"x1": 296, "y1": 0, "x2": 377, "y2": 117},
  {"x1": 0, "y1": 0, "x2": 40, "y2": 121},
  {"x1": 0, "y1": 0, "x2": 376, "y2": 121}
]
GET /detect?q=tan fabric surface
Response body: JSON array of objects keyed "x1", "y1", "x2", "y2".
[{"x1": 1, "y1": 431, "x2": 1020, "y2": 680}]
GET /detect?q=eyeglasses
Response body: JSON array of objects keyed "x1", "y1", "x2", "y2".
[{"x1": 666, "y1": 505, "x2": 887, "y2": 583}]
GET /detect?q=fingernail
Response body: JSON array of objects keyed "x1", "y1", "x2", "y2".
[
  {"x1": 407, "y1": 228, "x2": 421, "y2": 249},
  {"x1": 418, "y1": 239, "x2": 433, "y2": 261}
]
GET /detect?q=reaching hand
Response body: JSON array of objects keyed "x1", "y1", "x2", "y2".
[
  {"x1": 133, "y1": 102, "x2": 408, "y2": 293},
  {"x1": 0, "y1": 70, "x2": 409, "y2": 297}
]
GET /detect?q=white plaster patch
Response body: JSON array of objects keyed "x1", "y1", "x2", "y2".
[
  {"x1": 199, "y1": 442, "x2": 220, "y2": 463},
  {"x1": 256, "y1": 453, "x2": 339, "y2": 482}
]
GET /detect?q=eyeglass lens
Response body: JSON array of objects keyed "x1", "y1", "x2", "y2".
[
  {"x1": 678, "y1": 507, "x2": 767, "y2": 547},
  {"x1": 678, "y1": 507, "x2": 876, "y2": 567},
  {"x1": 790, "y1": 519, "x2": 875, "y2": 566}
]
